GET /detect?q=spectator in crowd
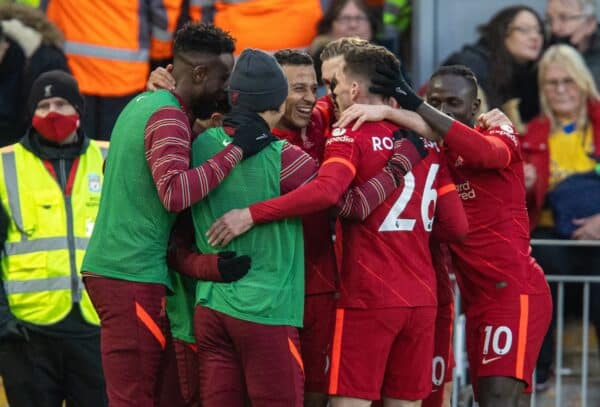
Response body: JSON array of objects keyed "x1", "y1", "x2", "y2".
[
  {"x1": 43, "y1": 0, "x2": 178, "y2": 140},
  {"x1": 192, "y1": 0, "x2": 323, "y2": 55},
  {"x1": 546, "y1": 0, "x2": 600, "y2": 87},
  {"x1": 443, "y1": 5, "x2": 545, "y2": 131},
  {"x1": 522, "y1": 43, "x2": 600, "y2": 389},
  {"x1": 309, "y1": 0, "x2": 379, "y2": 90},
  {"x1": 0, "y1": 3, "x2": 68, "y2": 147},
  {"x1": 0, "y1": 70, "x2": 107, "y2": 407}
]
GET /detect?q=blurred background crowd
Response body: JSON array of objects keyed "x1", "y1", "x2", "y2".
[{"x1": 1, "y1": 0, "x2": 600, "y2": 403}]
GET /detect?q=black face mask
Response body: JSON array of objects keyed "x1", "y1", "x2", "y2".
[{"x1": 548, "y1": 33, "x2": 574, "y2": 47}]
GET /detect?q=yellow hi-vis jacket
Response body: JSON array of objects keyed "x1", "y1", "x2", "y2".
[{"x1": 0, "y1": 140, "x2": 108, "y2": 326}]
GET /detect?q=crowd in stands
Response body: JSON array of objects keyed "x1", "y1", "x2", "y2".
[{"x1": 0, "y1": 0, "x2": 600, "y2": 405}]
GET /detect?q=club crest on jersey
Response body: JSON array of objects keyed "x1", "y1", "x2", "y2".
[
  {"x1": 455, "y1": 156, "x2": 464, "y2": 167},
  {"x1": 88, "y1": 174, "x2": 101, "y2": 193},
  {"x1": 332, "y1": 128, "x2": 346, "y2": 137}
]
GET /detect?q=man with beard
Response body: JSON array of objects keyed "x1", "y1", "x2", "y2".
[
  {"x1": 546, "y1": 0, "x2": 600, "y2": 86},
  {"x1": 80, "y1": 23, "x2": 268, "y2": 406}
]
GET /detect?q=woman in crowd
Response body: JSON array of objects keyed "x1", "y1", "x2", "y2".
[
  {"x1": 443, "y1": 5, "x2": 545, "y2": 130},
  {"x1": 308, "y1": 0, "x2": 379, "y2": 91},
  {"x1": 522, "y1": 43, "x2": 600, "y2": 389}
]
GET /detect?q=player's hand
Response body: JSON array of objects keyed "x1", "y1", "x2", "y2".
[
  {"x1": 147, "y1": 64, "x2": 175, "y2": 91},
  {"x1": 217, "y1": 251, "x2": 251, "y2": 282},
  {"x1": 333, "y1": 104, "x2": 392, "y2": 131},
  {"x1": 477, "y1": 108, "x2": 513, "y2": 129},
  {"x1": 386, "y1": 129, "x2": 428, "y2": 183},
  {"x1": 572, "y1": 214, "x2": 600, "y2": 240},
  {"x1": 369, "y1": 65, "x2": 424, "y2": 111},
  {"x1": 207, "y1": 208, "x2": 254, "y2": 247}
]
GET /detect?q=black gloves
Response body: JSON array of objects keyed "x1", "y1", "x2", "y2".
[
  {"x1": 231, "y1": 122, "x2": 278, "y2": 158},
  {"x1": 370, "y1": 65, "x2": 424, "y2": 111},
  {"x1": 386, "y1": 129, "x2": 428, "y2": 183},
  {"x1": 217, "y1": 251, "x2": 251, "y2": 283}
]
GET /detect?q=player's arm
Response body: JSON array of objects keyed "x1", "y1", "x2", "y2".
[
  {"x1": 206, "y1": 137, "x2": 358, "y2": 247},
  {"x1": 367, "y1": 65, "x2": 515, "y2": 169},
  {"x1": 440, "y1": 120, "x2": 515, "y2": 169},
  {"x1": 167, "y1": 210, "x2": 250, "y2": 282},
  {"x1": 145, "y1": 108, "x2": 276, "y2": 212},
  {"x1": 337, "y1": 131, "x2": 428, "y2": 221},
  {"x1": 334, "y1": 104, "x2": 436, "y2": 140},
  {"x1": 144, "y1": 107, "x2": 243, "y2": 212},
  {"x1": 431, "y1": 163, "x2": 469, "y2": 242}
]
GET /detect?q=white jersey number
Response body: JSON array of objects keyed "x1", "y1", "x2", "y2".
[
  {"x1": 379, "y1": 164, "x2": 439, "y2": 232},
  {"x1": 483, "y1": 325, "x2": 513, "y2": 355}
]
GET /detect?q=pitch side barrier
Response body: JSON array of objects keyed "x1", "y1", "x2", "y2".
[{"x1": 451, "y1": 239, "x2": 600, "y2": 407}]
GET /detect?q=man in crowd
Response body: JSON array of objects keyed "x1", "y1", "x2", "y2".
[
  {"x1": 81, "y1": 23, "x2": 271, "y2": 406},
  {"x1": 546, "y1": 0, "x2": 600, "y2": 86},
  {"x1": 0, "y1": 70, "x2": 107, "y2": 406}
]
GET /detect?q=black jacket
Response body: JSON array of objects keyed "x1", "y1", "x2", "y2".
[{"x1": 442, "y1": 39, "x2": 540, "y2": 123}]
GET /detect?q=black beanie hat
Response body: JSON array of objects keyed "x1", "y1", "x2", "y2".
[
  {"x1": 28, "y1": 70, "x2": 84, "y2": 117},
  {"x1": 228, "y1": 49, "x2": 288, "y2": 112}
]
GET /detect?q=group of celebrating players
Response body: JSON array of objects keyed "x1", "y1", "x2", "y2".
[{"x1": 82, "y1": 22, "x2": 552, "y2": 407}]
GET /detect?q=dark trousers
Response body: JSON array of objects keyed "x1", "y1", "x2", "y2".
[
  {"x1": 531, "y1": 227, "x2": 600, "y2": 374},
  {"x1": 0, "y1": 331, "x2": 106, "y2": 407},
  {"x1": 84, "y1": 276, "x2": 173, "y2": 407},
  {"x1": 83, "y1": 93, "x2": 138, "y2": 141}
]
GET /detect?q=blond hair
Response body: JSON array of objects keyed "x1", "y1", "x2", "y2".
[
  {"x1": 538, "y1": 44, "x2": 599, "y2": 131},
  {"x1": 319, "y1": 36, "x2": 370, "y2": 62}
]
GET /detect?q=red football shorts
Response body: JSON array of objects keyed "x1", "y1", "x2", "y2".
[
  {"x1": 328, "y1": 306, "x2": 436, "y2": 401},
  {"x1": 301, "y1": 292, "x2": 336, "y2": 394},
  {"x1": 466, "y1": 293, "x2": 552, "y2": 399},
  {"x1": 194, "y1": 305, "x2": 304, "y2": 407},
  {"x1": 422, "y1": 301, "x2": 455, "y2": 407}
]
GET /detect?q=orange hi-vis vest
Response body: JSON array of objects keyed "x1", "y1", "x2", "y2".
[
  {"x1": 44, "y1": 0, "x2": 173, "y2": 96},
  {"x1": 196, "y1": 0, "x2": 323, "y2": 55}
]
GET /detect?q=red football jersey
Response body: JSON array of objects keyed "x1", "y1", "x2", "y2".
[
  {"x1": 430, "y1": 240, "x2": 455, "y2": 306},
  {"x1": 324, "y1": 121, "x2": 459, "y2": 308},
  {"x1": 444, "y1": 122, "x2": 549, "y2": 310},
  {"x1": 272, "y1": 120, "x2": 337, "y2": 295}
]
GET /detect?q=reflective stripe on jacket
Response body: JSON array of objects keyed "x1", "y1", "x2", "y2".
[{"x1": 44, "y1": 0, "x2": 170, "y2": 96}]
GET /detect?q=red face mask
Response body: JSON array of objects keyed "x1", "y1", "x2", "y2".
[{"x1": 32, "y1": 112, "x2": 79, "y2": 143}]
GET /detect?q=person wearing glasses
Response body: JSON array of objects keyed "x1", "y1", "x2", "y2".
[
  {"x1": 522, "y1": 43, "x2": 600, "y2": 391},
  {"x1": 442, "y1": 6, "x2": 545, "y2": 132},
  {"x1": 546, "y1": 0, "x2": 600, "y2": 87}
]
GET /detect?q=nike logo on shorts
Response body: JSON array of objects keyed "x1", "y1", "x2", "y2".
[
  {"x1": 256, "y1": 133, "x2": 269, "y2": 140},
  {"x1": 482, "y1": 356, "x2": 502, "y2": 365}
]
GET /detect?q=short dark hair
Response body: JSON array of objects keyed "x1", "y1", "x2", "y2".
[
  {"x1": 173, "y1": 22, "x2": 235, "y2": 57},
  {"x1": 343, "y1": 44, "x2": 400, "y2": 84},
  {"x1": 274, "y1": 49, "x2": 313, "y2": 66},
  {"x1": 431, "y1": 65, "x2": 479, "y2": 96}
]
